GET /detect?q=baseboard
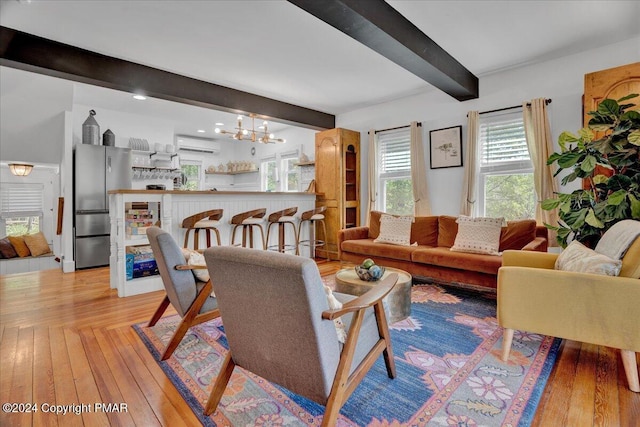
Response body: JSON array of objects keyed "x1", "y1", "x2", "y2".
[{"x1": 62, "y1": 259, "x2": 76, "y2": 273}]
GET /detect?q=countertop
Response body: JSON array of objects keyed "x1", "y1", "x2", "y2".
[{"x1": 108, "y1": 189, "x2": 320, "y2": 195}]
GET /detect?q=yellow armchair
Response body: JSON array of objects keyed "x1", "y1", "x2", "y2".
[{"x1": 497, "y1": 237, "x2": 640, "y2": 392}]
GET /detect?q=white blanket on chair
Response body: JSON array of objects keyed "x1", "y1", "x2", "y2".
[{"x1": 595, "y1": 220, "x2": 640, "y2": 260}]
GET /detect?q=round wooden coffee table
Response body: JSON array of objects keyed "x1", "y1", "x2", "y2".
[{"x1": 335, "y1": 266, "x2": 412, "y2": 324}]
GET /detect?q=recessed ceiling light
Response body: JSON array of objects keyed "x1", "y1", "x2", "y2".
[
  {"x1": 132, "y1": 94, "x2": 147, "y2": 100},
  {"x1": 215, "y1": 122, "x2": 224, "y2": 126},
  {"x1": 197, "y1": 129, "x2": 206, "y2": 133}
]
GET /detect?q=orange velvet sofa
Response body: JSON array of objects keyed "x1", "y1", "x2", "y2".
[{"x1": 338, "y1": 211, "x2": 548, "y2": 290}]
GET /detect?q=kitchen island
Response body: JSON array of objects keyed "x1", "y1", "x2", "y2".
[{"x1": 108, "y1": 189, "x2": 318, "y2": 297}]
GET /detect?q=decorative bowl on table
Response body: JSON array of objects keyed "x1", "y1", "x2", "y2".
[{"x1": 355, "y1": 264, "x2": 385, "y2": 281}]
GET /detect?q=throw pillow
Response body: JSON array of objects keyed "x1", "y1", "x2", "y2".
[
  {"x1": 367, "y1": 211, "x2": 384, "y2": 239},
  {"x1": 437, "y1": 215, "x2": 459, "y2": 248},
  {"x1": 324, "y1": 285, "x2": 346, "y2": 343},
  {"x1": 180, "y1": 248, "x2": 213, "y2": 294},
  {"x1": 8, "y1": 235, "x2": 31, "y2": 257},
  {"x1": 0, "y1": 237, "x2": 18, "y2": 259},
  {"x1": 373, "y1": 214, "x2": 415, "y2": 246},
  {"x1": 555, "y1": 240, "x2": 622, "y2": 276},
  {"x1": 450, "y1": 216, "x2": 504, "y2": 255},
  {"x1": 23, "y1": 232, "x2": 52, "y2": 256},
  {"x1": 499, "y1": 220, "x2": 537, "y2": 251}
]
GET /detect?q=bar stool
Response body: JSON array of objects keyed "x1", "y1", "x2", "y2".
[
  {"x1": 181, "y1": 209, "x2": 223, "y2": 250},
  {"x1": 266, "y1": 207, "x2": 299, "y2": 254},
  {"x1": 230, "y1": 208, "x2": 267, "y2": 249},
  {"x1": 297, "y1": 206, "x2": 329, "y2": 259}
]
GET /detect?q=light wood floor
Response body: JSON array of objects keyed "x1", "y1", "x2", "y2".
[{"x1": 1, "y1": 264, "x2": 638, "y2": 426}]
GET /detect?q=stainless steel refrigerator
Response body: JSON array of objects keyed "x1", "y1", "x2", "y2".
[{"x1": 74, "y1": 144, "x2": 132, "y2": 269}]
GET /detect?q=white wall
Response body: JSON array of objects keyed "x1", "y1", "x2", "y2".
[
  {"x1": 337, "y1": 36, "x2": 640, "y2": 221},
  {"x1": 0, "y1": 67, "x2": 73, "y2": 164}
]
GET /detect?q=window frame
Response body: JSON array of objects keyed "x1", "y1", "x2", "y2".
[
  {"x1": 280, "y1": 151, "x2": 300, "y2": 192},
  {"x1": 261, "y1": 156, "x2": 277, "y2": 192},
  {"x1": 179, "y1": 159, "x2": 203, "y2": 191},
  {"x1": 476, "y1": 109, "x2": 535, "y2": 219},
  {"x1": 375, "y1": 127, "x2": 414, "y2": 215},
  {"x1": 0, "y1": 182, "x2": 45, "y2": 236},
  {"x1": 260, "y1": 149, "x2": 300, "y2": 192}
]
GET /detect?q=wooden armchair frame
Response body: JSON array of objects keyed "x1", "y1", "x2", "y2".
[
  {"x1": 147, "y1": 262, "x2": 220, "y2": 360},
  {"x1": 204, "y1": 273, "x2": 399, "y2": 426}
]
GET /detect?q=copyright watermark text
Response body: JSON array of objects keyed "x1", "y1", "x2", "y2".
[{"x1": 3, "y1": 402, "x2": 128, "y2": 415}]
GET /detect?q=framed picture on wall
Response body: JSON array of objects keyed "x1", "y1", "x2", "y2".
[{"x1": 429, "y1": 125, "x2": 463, "y2": 169}]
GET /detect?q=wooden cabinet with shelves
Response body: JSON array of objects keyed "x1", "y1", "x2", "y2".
[{"x1": 314, "y1": 128, "x2": 360, "y2": 259}]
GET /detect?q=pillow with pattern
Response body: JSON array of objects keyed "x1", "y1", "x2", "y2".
[
  {"x1": 450, "y1": 216, "x2": 504, "y2": 255},
  {"x1": 373, "y1": 214, "x2": 415, "y2": 246},
  {"x1": 180, "y1": 248, "x2": 213, "y2": 294},
  {"x1": 555, "y1": 240, "x2": 622, "y2": 276}
]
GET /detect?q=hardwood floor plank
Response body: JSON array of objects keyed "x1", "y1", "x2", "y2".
[
  {"x1": 49, "y1": 327, "x2": 84, "y2": 427},
  {"x1": 0, "y1": 327, "x2": 20, "y2": 427},
  {"x1": 63, "y1": 328, "x2": 111, "y2": 426},
  {"x1": 92, "y1": 327, "x2": 161, "y2": 426},
  {"x1": 33, "y1": 326, "x2": 58, "y2": 427},
  {"x1": 111, "y1": 327, "x2": 197, "y2": 426},
  {"x1": 567, "y1": 342, "x2": 598, "y2": 426},
  {"x1": 78, "y1": 327, "x2": 135, "y2": 427},
  {"x1": 8, "y1": 327, "x2": 34, "y2": 427},
  {"x1": 122, "y1": 325, "x2": 203, "y2": 424},
  {"x1": 594, "y1": 346, "x2": 620, "y2": 427}
]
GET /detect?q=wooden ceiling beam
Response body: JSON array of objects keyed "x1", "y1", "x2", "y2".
[
  {"x1": 288, "y1": 0, "x2": 479, "y2": 101},
  {"x1": 0, "y1": 26, "x2": 335, "y2": 130}
]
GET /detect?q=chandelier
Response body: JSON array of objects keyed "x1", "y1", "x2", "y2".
[{"x1": 214, "y1": 114, "x2": 286, "y2": 144}]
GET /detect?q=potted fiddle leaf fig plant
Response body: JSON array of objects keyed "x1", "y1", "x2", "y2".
[{"x1": 542, "y1": 94, "x2": 640, "y2": 247}]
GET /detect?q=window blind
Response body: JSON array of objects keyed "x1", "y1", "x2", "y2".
[
  {"x1": 480, "y1": 113, "x2": 529, "y2": 166},
  {"x1": 378, "y1": 128, "x2": 411, "y2": 173},
  {"x1": 0, "y1": 183, "x2": 44, "y2": 219}
]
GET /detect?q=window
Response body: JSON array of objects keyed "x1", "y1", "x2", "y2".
[
  {"x1": 477, "y1": 110, "x2": 535, "y2": 220},
  {"x1": 376, "y1": 128, "x2": 414, "y2": 215},
  {"x1": 261, "y1": 151, "x2": 300, "y2": 192},
  {"x1": 261, "y1": 157, "x2": 277, "y2": 192},
  {"x1": 0, "y1": 183, "x2": 44, "y2": 235},
  {"x1": 180, "y1": 160, "x2": 202, "y2": 191},
  {"x1": 281, "y1": 154, "x2": 299, "y2": 192}
]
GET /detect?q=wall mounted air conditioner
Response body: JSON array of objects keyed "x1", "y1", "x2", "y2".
[{"x1": 176, "y1": 136, "x2": 221, "y2": 155}]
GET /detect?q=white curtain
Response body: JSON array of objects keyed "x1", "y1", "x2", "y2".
[
  {"x1": 366, "y1": 129, "x2": 377, "y2": 225},
  {"x1": 460, "y1": 111, "x2": 479, "y2": 215},
  {"x1": 410, "y1": 121, "x2": 431, "y2": 215},
  {"x1": 523, "y1": 98, "x2": 559, "y2": 245}
]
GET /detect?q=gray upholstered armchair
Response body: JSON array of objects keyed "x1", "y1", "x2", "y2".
[
  {"x1": 202, "y1": 246, "x2": 399, "y2": 426},
  {"x1": 147, "y1": 227, "x2": 220, "y2": 360}
]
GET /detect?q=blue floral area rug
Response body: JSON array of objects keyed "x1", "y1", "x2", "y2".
[{"x1": 133, "y1": 284, "x2": 560, "y2": 426}]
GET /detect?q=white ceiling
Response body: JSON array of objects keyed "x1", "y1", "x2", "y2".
[{"x1": 1, "y1": 0, "x2": 639, "y2": 138}]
